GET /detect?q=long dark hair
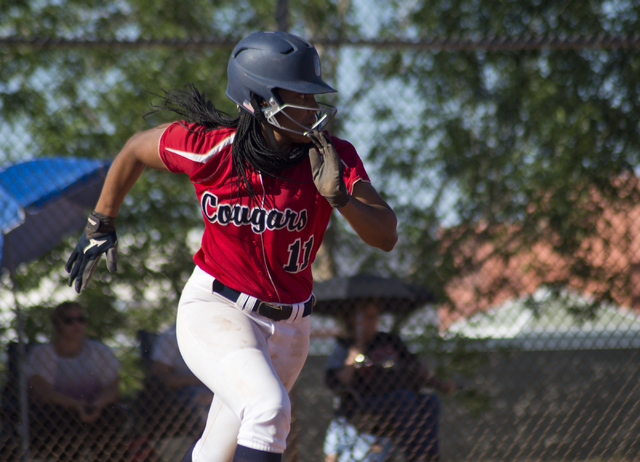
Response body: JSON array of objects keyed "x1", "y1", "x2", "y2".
[{"x1": 147, "y1": 84, "x2": 309, "y2": 199}]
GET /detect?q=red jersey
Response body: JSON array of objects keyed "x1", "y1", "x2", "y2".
[{"x1": 159, "y1": 122, "x2": 370, "y2": 304}]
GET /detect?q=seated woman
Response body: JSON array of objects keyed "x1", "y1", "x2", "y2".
[
  {"x1": 325, "y1": 300, "x2": 456, "y2": 462},
  {"x1": 25, "y1": 301, "x2": 126, "y2": 461}
]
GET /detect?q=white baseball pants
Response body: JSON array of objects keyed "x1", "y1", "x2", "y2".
[{"x1": 176, "y1": 266, "x2": 311, "y2": 461}]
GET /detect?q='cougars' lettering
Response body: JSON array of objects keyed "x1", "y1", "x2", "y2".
[{"x1": 200, "y1": 192, "x2": 307, "y2": 233}]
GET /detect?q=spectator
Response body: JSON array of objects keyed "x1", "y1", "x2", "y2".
[
  {"x1": 150, "y1": 324, "x2": 213, "y2": 421},
  {"x1": 25, "y1": 301, "x2": 126, "y2": 460},
  {"x1": 325, "y1": 300, "x2": 456, "y2": 462}
]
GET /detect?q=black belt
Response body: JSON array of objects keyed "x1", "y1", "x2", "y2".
[{"x1": 212, "y1": 279, "x2": 314, "y2": 321}]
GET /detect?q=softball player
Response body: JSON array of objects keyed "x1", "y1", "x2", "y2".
[{"x1": 66, "y1": 31, "x2": 398, "y2": 462}]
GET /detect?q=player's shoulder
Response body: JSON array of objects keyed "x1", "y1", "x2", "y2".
[
  {"x1": 160, "y1": 122, "x2": 236, "y2": 174},
  {"x1": 325, "y1": 132, "x2": 361, "y2": 166},
  {"x1": 326, "y1": 132, "x2": 356, "y2": 153},
  {"x1": 163, "y1": 122, "x2": 236, "y2": 150}
]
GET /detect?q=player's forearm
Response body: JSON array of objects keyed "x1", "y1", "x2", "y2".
[
  {"x1": 95, "y1": 126, "x2": 169, "y2": 217},
  {"x1": 339, "y1": 198, "x2": 398, "y2": 251}
]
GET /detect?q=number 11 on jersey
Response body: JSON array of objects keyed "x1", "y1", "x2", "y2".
[{"x1": 284, "y1": 236, "x2": 314, "y2": 273}]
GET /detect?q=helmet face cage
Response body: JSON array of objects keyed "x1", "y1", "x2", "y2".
[{"x1": 262, "y1": 97, "x2": 337, "y2": 136}]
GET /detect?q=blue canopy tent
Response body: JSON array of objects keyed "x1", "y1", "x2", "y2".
[
  {"x1": 0, "y1": 157, "x2": 110, "y2": 461},
  {"x1": 0, "y1": 157, "x2": 111, "y2": 270}
]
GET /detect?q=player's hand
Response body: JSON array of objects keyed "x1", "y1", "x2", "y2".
[
  {"x1": 307, "y1": 130, "x2": 350, "y2": 208},
  {"x1": 65, "y1": 211, "x2": 118, "y2": 293}
]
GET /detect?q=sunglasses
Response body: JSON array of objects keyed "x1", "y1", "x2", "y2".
[{"x1": 61, "y1": 316, "x2": 87, "y2": 325}]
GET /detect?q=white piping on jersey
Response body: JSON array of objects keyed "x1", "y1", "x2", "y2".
[
  {"x1": 165, "y1": 134, "x2": 235, "y2": 164},
  {"x1": 258, "y1": 171, "x2": 283, "y2": 303},
  {"x1": 349, "y1": 177, "x2": 370, "y2": 195}
]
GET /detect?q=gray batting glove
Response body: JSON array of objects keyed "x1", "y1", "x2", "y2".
[
  {"x1": 65, "y1": 211, "x2": 118, "y2": 293},
  {"x1": 307, "y1": 130, "x2": 350, "y2": 208}
]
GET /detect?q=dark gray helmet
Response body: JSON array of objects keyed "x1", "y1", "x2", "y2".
[{"x1": 226, "y1": 31, "x2": 336, "y2": 115}]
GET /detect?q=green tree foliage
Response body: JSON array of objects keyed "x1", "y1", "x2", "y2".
[
  {"x1": 2, "y1": 3, "x2": 233, "y2": 340},
  {"x1": 354, "y1": 0, "x2": 640, "y2": 310}
]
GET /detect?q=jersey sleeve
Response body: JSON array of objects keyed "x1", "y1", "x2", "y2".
[
  {"x1": 158, "y1": 122, "x2": 235, "y2": 177},
  {"x1": 330, "y1": 136, "x2": 371, "y2": 194}
]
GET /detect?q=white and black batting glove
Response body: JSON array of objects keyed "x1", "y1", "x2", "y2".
[
  {"x1": 65, "y1": 211, "x2": 118, "y2": 293},
  {"x1": 307, "y1": 130, "x2": 350, "y2": 208}
]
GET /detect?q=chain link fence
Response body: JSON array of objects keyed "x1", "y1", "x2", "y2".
[{"x1": 2, "y1": 8, "x2": 640, "y2": 462}]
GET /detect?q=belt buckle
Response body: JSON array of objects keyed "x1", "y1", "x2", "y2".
[
  {"x1": 256, "y1": 301, "x2": 292, "y2": 321},
  {"x1": 272, "y1": 303, "x2": 292, "y2": 321}
]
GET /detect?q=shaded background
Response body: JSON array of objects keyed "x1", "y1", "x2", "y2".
[{"x1": 2, "y1": 0, "x2": 640, "y2": 460}]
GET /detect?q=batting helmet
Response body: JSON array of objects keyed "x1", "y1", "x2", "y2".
[{"x1": 226, "y1": 31, "x2": 337, "y2": 134}]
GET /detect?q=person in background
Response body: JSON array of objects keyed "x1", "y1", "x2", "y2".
[
  {"x1": 325, "y1": 300, "x2": 456, "y2": 462},
  {"x1": 151, "y1": 324, "x2": 213, "y2": 420},
  {"x1": 26, "y1": 301, "x2": 126, "y2": 460},
  {"x1": 65, "y1": 30, "x2": 397, "y2": 462}
]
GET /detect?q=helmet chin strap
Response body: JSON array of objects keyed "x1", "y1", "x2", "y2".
[{"x1": 250, "y1": 95, "x2": 281, "y2": 151}]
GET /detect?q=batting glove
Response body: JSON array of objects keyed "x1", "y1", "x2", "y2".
[
  {"x1": 307, "y1": 130, "x2": 350, "y2": 208},
  {"x1": 65, "y1": 211, "x2": 118, "y2": 293}
]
